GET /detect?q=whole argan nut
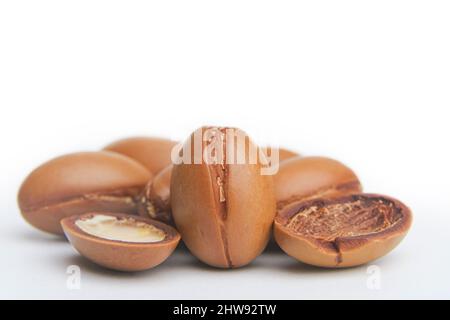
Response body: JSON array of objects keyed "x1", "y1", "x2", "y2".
[
  {"x1": 138, "y1": 165, "x2": 173, "y2": 224},
  {"x1": 262, "y1": 147, "x2": 300, "y2": 163},
  {"x1": 261, "y1": 147, "x2": 300, "y2": 177},
  {"x1": 171, "y1": 127, "x2": 276, "y2": 268},
  {"x1": 275, "y1": 156, "x2": 362, "y2": 210},
  {"x1": 274, "y1": 194, "x2": 412, "y2": 268},
  {"x1": 278, "y1": 148, "x2": 300, "y2": 162},
  {"x1": 61, "y1": 212, "x2": 180, "y2": 271},
  {"x1": 18, "y1": 152, "x2": 153, "y2": 235},
  {"x1": 104, "y1": 137, "x2": 178, "y2": 174}
]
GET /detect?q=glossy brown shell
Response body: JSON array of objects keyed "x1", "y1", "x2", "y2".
[
  {"x1": 18, "y1": 151, "x2": 152, "y2": 235},
  {"x1": 274, "y1": 194, "x2": 413, "y2": 268},
  {"x1": 61, "y1": 212, "x2": 180, "y2": 272},
  {"x1": 278, "y1": 148, "x2": 300, "y2": 162},
  {"x1": 170, "y1": 127, "x2": 276, "y2": 268},
  {"x1": 137, "y1": 165, "x2": 173, "y2": 224},
  {"x1": 262, "y1": 147, "x2": 300, "y2": 164},
  {"x1": 274, "y1": 156, "x2": 362, "y2": 210},
  {"x1": 104, "y1": 137, "x2": 178, "y2": 174}
]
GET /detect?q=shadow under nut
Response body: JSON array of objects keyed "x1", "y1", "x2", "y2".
[
  {"x1": 137, "y1": 165, "x2": 173, "y2": 224},
  {"x1": 274, "y1": 193, "x2": 413, "y2": 268},
  {"x1": 18, "y1": 151, "x2": 153, "y2": 235},
  {"x1": 170, "y1": 127, "x2": 276, "y2": 268},
  {"x1": 274, "y1": 156, "x2": 362, "y2": 210}
]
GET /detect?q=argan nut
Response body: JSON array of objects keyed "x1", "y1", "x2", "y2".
[
  {"x1": 278, "y1": 148, "x2": 300, "y2": 162},
  {"x1": 274, "y1": 156, "x2": 362, "y2": 209},
  {"x1": 61, "y1": 212, "x2": 180, "y2": 271},
  {"x1": 104, "y1": 137, "x2": 178, "y2": 174},
  {"x1": 262, "y1": 146, "x2": 300, "y2": 163},
  {"x1": 171, "y1": 127, "x2": 276, "y2": 268},
  {"x1": 274, "y1": 194, "x2": 412, "y2": 268},
  {"x1": 261, "y1": 147, "x2": 300, "y2": 177},
  {"x1": 138, "y1": 165, "x2": 173, "y2": 224},
  {"x1": 18, "y1": 151, "x2": 153, "y2": 235}
]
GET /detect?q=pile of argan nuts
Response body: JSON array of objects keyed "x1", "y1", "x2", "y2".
[{"x1": 18, "y1": 126, "x2": 412, "y2": 271}]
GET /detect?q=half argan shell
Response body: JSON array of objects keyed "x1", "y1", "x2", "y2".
[
  {"x1": 61, "y1": 212, "x2": 180, "y2": 272},
  {"x1": 274, "y1": 194, "x2": 412, "y2": 268}
]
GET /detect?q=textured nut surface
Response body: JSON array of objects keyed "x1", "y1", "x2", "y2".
[
  {"x1": 274, "y1": 194, "x2": 412, "y2": 268},
  {"x1": 62, "y1": 212, "x2": 180, "y2": 272},
  {"x1": 170, "y1": 127, "x2": 276, "y2": 268},
  {"x1": 274, "y1": 156, "x2": 362, "y2": 209},
  {"x1": 18, "y1": 151, "x2": 152, "y2": 234},
  {"x1": 104, "y1": 137, "x2": 178, "y2": 174},
  {"x1": 138, "y1": 165, "x2": 173, "y2": 224}
]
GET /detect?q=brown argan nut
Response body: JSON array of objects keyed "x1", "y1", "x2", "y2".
[
  {"x1": 274, "y1": 156, "x2": 362, "y2": 210},
  {"x1": 262, "y1": 147, "x2": 300, "y2": 163},
  {"x1": 170, "y1": 126, "x2": 276, "y2": 268},
  {"x1": 61, "y1": 212, "x2": 180, "y2": 272},
  {"x1": 261, "y1": 147, "x2": 300, "y2": 177},
  {"x1": 18, "y1": 151, "x2": 153, "y2": 235},
  {"x1": 274, "y1": 194, "x2": 412, "y2": 268},
  {"x1": 278, "y1": 148, "x2": 301, "y2": 162},
  {"x1": 138, "y1": 165, "x2": 173, "y2": 224},
  {"x1": 103, "y1": 137, "x2": 178, "y2": 174}
]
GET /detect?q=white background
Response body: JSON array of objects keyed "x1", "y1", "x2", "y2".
[{"x1": 1, "y1": 1, "x2": 449, "y2": 299}]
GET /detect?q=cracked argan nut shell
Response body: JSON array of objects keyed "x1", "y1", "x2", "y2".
[
  {"x1": 18, "y1": 152, "x2": 153, "y2": 235},
  {"x1": 274, "y1": 194, "x2": 412, "y2": 268},
  {"x1": 171, "y1": 127, "x2": 276, "y2": 268},
  {"x1": 104, "y1": 137, "x2": 178, "y2": 174},
  {"x1": 274, "y1": 156, "x2": 362, "y2": 210},
  {"x1": 61, "y1": 212, "x2": 180, "y2": 271},
  {"x1": 138, "y1": 165, "x2": 173, "y2": 224}
]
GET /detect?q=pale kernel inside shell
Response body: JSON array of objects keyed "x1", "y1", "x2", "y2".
[{"x1": 75, "y1": 215, "x2": 166, "y2": 243}]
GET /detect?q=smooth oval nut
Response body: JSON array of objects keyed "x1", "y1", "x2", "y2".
[
  {"x1": 138, "y1": 164, "x2": 173, "y2": 224},
  {"x1": 61, "y1": 212, "x2": 180, "y2": 272},
  {"x1": 278, "y1": 148, "x2": 301, "y2": 162},
  {"x1": 262, "y1": 146, "x2": 300, "y2": 164},
  {"x1": 104, "y1": 137, "x2": 178, "y2": 174},
  {"x1": 274, "y1": 156, "x2": 362, "y2": 209},
  {"x1": 18, "y1": 151, "x2": 153, "y2": 235},
  {"x1": 171, "y1": 127, "x2": 276, "y2": 268},
  {"x1": 261, "y1": 147, "x2": 300, "y2": 177},
  {"x1": 274, "y1": 193, "x2": 413, "y2": 268}
]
